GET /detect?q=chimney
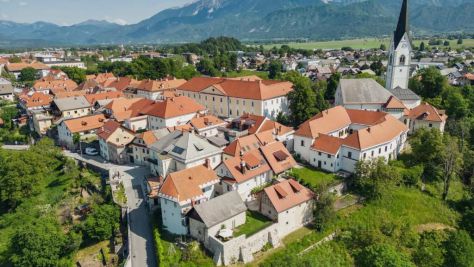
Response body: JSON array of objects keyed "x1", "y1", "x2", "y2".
[
  {"x1": 367, "y1": 127, "x2": 371, "y2": 133},
  {"x1": 240, "y1": 160, "x2": 246, "y2": 174},
  {"x1": 204, "y1": 158, "x2": 211, "y2": 170}
]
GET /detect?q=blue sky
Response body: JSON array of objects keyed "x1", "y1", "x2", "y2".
[{"x1": 0, "y1": 0, "x2": 192, "y2": 25}]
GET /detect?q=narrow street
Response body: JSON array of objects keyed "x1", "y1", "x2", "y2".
[{"x1": 63, "y1": 151, "x2": 157, "y2": 267}]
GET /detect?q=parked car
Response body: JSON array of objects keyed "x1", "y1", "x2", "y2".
[{"x1": 85, "y1": 147, "x2": 99, "y2": 156}]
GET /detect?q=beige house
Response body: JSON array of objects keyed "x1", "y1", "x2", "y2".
[
  {"x1": 31, "y1": 111, "x2": 53, "y2": 135},
  {"x1": 259, "y1": 179, "x2": 314, "y2": 237},
  {"x1": 177, "y1": 77, "x2": 293, "y2": 119},
  {"x1": 405, "y1": 103, "x2": 447, "y2": 134},
  {"x1": 97, "y1": 120, "x2": 135, "y2": 164},
  {"x1": 52, "y1": 96, "x2": 92, "y2": 119},
  {"x1": 126, "y1": 78, "x2": 187, "y2": 100},
  {"x1": 57, "y1": 114, "x2": 106, "y2": 149},
  {"x1": 189, "y1": 191, "x2": 247, "y2": 247}
]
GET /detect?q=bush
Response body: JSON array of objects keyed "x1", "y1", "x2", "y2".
[
  {"x1": 356, "y1": 243, "x2": 415, "y2": 267},
  {"x1": 444, "y1": 230, "x2": 474, "y2": 267},
  {"x1": 81, "y1": 204, "x2": 120, "y2": 242}
]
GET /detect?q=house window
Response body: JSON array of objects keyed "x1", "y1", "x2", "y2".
[
  {"x1": 429, "y1": 123, "x2": 433, "y2": 128},
  {"x1": 318, "y1": 152, "x2": 322, "y2": 156},
  {"x1": 348, "y1": 152, "x2": 352, "y2": 159},
  {"x1": 379, "y1": 148, "x2": 381, "y2": 154},
  {"x1": 385, "y1": 146, "x2": 388, "y2": 152},
  {"x1": 301, "y1": 140, "x2": 305, "y2": 147},
  {"x1": 371, "y1": 151, "x2": 374, "y2": 157},
  {"x1": 327, "y1": 154, "x2": 331, "y2": 159}
]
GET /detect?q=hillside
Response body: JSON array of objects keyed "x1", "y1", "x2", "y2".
[{"x1": 0, "y1": 0, "x2": 474, "y2": 47}]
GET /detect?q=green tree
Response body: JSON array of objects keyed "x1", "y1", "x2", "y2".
[
  {"x1": 442, "y1": 87, "x2": 469, "y2": 119},
  {"x1": 58, "y1": 66, "x2": 86, "y2": 84},
  {"x1": 9, "y1": 219, "x2": 80, "y2": 267},
  {"x1": 313, "y1": 185, "x2": 336, "y2": 232},
  {"x1": 268, "y1": 60, "x2": 283, "y2": 79},
  {"x1": 354, "y1": 158, "x2": 401, "y2": 200},
  {"x1": 444, "y1": 230, "x2": 474, "y2": 267},
  {"x1": 82, "y1": 204, "x2": 120, "y2": 241},
  {"x1": 440, "y1": 135, "x2": 463, "y2": 201},
  {"x1": 412, "y1": 67, "x2": 448, "y2": 99},
  {"x1": 287, "y1": 75, "x2": 317, "y2": 126},
  {"x1": 18, "y1": 67, "x2": 37, "y2": 83},
  {"x1": 410, "y1": 128, "x2": 444, "y2": 181},
  {"x1": 413, "y1": 231, "x2": 446, "y2": 267},
  {"x1": 444, "y1": 41, "x2": 450, "y2": 47},
  {"x1": 379, "y1": 44, "x2": 387, "y2": 51},
  {"x1": 196, "y1": 58, "x2": 220, "y2": 77},
  {"x1": 356, "y1": 243, "x2": 415, "y2": 267},
  {"x1": 420, "y1": 42, "x2": 426, "y2": 51},
  {"x1": 8, "y1": 56, "x2": 21, "y2": 63},
  {"x1": 457, "y1": 37, "x2": 463, "y2": 45},
  {"x1": 325, "y1": 73, "x2": 341, "y2": 100}
]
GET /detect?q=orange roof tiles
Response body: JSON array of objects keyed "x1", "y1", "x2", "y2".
[
  {"x1": 222, "y1": 150, "x2": 271, "y2": 183},
  {"x1": 260, "y1": 142, "x2": 297, "y2": 174},
  {"x1": 311, "y1": 134, "x2": 344, "y2": 155},
  {"x1": 224, "y1": 134, "x2": 264, "y2": 157},
  {"x1": 97, "y1": 120, "x2": 134, "y2": 146},
  {"x1": 105, "y1": 77, "x2": 138, "y2": 91},
  {"x1": 263, "y1": 179, "x2": 314, "y2": 213},
  {"x1": 141, "y1": 96, "x2": 205, "y2": 119},
  {"x1": 242, "y1": 114, "x2": 293, "y2": 136},
  {"x1": 133, "y1": 78, "x2": 187, "y2": 92},
  {"x1": 295, "y1": 106, "x2": 352, "y2": 138},
  {"x1": 190, "y1": 115, "x2": 226, "y2": 130},
  {"x1": 105, "y1": 98, "x2": 154, "y2": 122},
  {"x1": 139, "y1": 131, "x2": 159, "y2": 146},
  {"x1": 6, "y1": 62, "x2": 49, "y2": 72},
  {"x1": 54, "y1": 90, "x2": 88, "y2": 99},
  {"x1": 97, "y1": 120, "x2": 121, "y2": 141},
  {"x1": 63, "y1": 114, "x2": 106, "y2": 133},
  {"x1": 159, "y1": 165, "x2": 219, "y2": 202},
  {"x1": 84, "y1": 91, "x2": 123, "y2": 104},
  {"x1": 383, "y1": 96, "x2": 407, "y2": 109},
  {"x1": 19, "y1": 92, "x2": 53, "y2": 108},
  {"x1": 33, "y1": 79, "x2": 78, "y2": 92},
  {"x1": 408, "y1": 103, "x2": 447, "y2": 122},
  {"x1": 178, "y1": 77, "x2": 293, "y2": 100}
]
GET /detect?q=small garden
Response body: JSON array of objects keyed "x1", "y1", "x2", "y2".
[
  {"x1": 233, "y1": 211, "x2": 273, "y2": 238},
  {"x1": 289, "y1": 166, "x2": 342, "y2": 189}
]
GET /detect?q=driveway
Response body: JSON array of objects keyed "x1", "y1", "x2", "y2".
[{"x1": 64, "y1": 151, "x2": 157, "y2": 267}]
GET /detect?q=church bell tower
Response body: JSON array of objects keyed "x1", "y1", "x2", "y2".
[{"x1": 386, "y1": 0, "x2": 411, "y2": 90}]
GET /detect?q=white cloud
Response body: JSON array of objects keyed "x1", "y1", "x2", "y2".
[{"x1": 104, "y1": 16, "x2": 128, "y2": 25}]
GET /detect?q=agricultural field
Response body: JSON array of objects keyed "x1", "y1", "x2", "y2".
[{"x1": 261, "y1": 38, "x2": 474, "y2": 50}]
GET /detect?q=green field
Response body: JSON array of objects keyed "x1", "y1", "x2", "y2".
[
  {"x1": 261, "y1": 38, "x2": 474, "y2": 50},
  {"x1": 289, "y1": 166, "x2": 341, "y2": 189}
]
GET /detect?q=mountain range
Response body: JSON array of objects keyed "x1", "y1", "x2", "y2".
[{"x1": 1, "y1": 0, "x2": 473, "y2": 48}]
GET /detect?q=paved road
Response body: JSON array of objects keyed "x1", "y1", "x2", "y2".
[{"x1": 63, "y1": 151, "x2": 157, "y2": 267}]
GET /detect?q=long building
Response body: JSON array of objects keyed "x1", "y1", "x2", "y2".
[{"x1": 176, "y1": 76, "x2": 293, "y2": 120}]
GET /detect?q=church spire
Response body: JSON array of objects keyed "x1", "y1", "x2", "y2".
[{"x1": 394, "y1": 0, "x2": 409, "y2": 49}]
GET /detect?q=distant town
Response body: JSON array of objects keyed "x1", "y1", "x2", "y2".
[{"x1": 0, "y1": 1, "x2": 473, "y2": 267}]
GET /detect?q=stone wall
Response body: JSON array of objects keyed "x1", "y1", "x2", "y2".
[{"x1": 208, "y1": 223, "x2": 281, "y2": 266}]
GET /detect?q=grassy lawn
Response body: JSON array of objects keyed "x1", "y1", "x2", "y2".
[
  {"x1": 289, "y1": 166, "x2": 341, "y2": 189},
  {"x1": 233, "y1": 211, "x2": 273, "y2": 238},
  {"x1": 261, "y1": 38, "x2": 474, "y2": 50}
]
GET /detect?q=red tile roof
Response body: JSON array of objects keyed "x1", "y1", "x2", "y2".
[
  {"x1": 178, "y1": 77, "x2": 293, "y2": 100},
  {"x1": 222, "y1": 149, "x2": 271, "y2": 183},
  {"x1": 263, "y1": 179, "x2": 314, "y2": 213},
  {"x1": 260, "y1": 142, "x2": 297, "y2": 174},
  {"x1": 159, "y1": 165, "x2": 219, "y2": 202},
  {"x1": 63, "y1": 114, "x2": 106, "y2": 133},
  {"x1": 84, "y1": 91, "x2": 123, "y2": 105},
  {"x1": 141, "y1": 96, "x2": 205, "y2": 119},
  {"x1": 408, "y1": 103, "x2": 447, "y2": 122}
]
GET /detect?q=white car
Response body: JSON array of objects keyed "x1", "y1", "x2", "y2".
[{"x1": 85, "y1": 147, "x2": 99, "y2": 156}]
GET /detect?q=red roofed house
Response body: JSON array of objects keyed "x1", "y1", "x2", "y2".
[
  {"x1": 97, "y1": 120, "x2": 135, "y2": 164},
  {"x1": 177, "y1": 77, "x2": 293, "y2": 120},
  {"x1": 57, "y1": 114, "x2": 106, "y2": 149},
  {"x1": 406, "y1": 103, "x2": 447, "y2": 133},
  {"x1": 127, "y1": 78, "x2": 187, "y2": 100},
  {"x1": 158, "y1": 164, "x2": 219, "y2": 235},
  {"x1": 141, "y1": 96, "x2": 207, "y2": 130},
  {"x1": 216, "y1": 149, "x2": 273, "y2": 201},
  {"x1": 104, "y1": 97, "x2": 155, "y2": 132},
  {"x1": 259, "y1": 179, "x2": 314, "y2": 236},
  {"x1": 294, "y1": 106, "x2": 408, "y2": 173}
]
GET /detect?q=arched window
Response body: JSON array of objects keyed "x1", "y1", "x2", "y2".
[{"x1": 399, "y1": 55, "x2": 406, "y2": 65}]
